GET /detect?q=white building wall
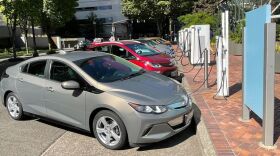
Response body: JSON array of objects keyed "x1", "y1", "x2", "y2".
[{"x1": 76, "y1": 0, "x2": 128, "y2": 38}]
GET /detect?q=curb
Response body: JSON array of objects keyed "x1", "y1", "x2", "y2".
[{"x1": 177, "y1": 61, "x2": 217, "y2": 156}]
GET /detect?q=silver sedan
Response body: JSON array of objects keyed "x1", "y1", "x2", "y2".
[{"x1": 0, "y1": 51, "x2": 193, "y2": 150}]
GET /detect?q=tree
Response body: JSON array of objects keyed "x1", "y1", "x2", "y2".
[
  {"x1": 0, "y1": 0, "x2": 18, "y2": 59},
  {"x1": 28, "y1": 0, "x2": 43, "y2": 57},
  {"x1": 121, "y1": 0, "x2": 193, "y2": 36},
  {"x1": 178, "y1": 12, "x2": 218, "y2": 37},
  {"x1": 193, "y1": 0, "x2": 220, "y2": 15},
  {"x1": 17, "y1": 0, "x2": 32, "y2": 55},
  {"x1": 41, "y1": 0, "x2": 78, "y2": 51},
  {"x1": 87, "y1": 12, "x2": 97, "y2": 38}
]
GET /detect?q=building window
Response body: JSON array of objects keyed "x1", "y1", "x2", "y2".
[
  {"x1": 97, "y1": 5, "x2": 112, "y2": 10},
  {"x1": 76, "y1": 5, "x2": 112, "y2": 12}
]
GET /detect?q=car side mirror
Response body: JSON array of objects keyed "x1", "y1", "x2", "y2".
[{"x1": 61, "y1": 80, "x2": 80, "y2": 90}]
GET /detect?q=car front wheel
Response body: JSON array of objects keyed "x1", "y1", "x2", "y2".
[
  {"x1": 6, "y1": 92, "x2": 24, "y2": 120},
  {"x1": 93, "y1": 110, "x2": 127, "y2": 150}
]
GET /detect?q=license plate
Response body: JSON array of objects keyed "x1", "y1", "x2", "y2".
[{"x1": 171, "y1": 70, "x2": 178, "y2": 77}]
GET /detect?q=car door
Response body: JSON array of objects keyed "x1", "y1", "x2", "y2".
[
  {"x1": 16, "y1": 60, "x2": 47, "y2": 116},
  {"x1": 44, "y1": 60, "x2": 86, "y2": 129}
]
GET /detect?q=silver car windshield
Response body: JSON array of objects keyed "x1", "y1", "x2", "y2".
[{"x1": 75, "y1": 55, "x2": 144, "y2": 83}]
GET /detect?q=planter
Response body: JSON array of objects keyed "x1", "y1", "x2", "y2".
[
  {"x1": 275, "y1": 52, "x2": 280, "y2": 73},
  {"x1": 229, "y1": 40, "x2": 243, "y2": 56}
]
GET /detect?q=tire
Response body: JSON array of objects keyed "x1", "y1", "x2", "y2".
[
  {"x1": 93, "y1": 110, "x2": 127, "y2": 150},
  {"x1": 6, "y1": 92, "x2": 24, "y2": 120}
]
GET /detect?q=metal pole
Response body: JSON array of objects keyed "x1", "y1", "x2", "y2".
[
  {"x1": 262, "y1": 23, "x2": 276, "y2": 148},
  {"x1": 204, "y1": 49, "x2": 208, "y2": 88},
  {"x1": 242, "y1": 27, "x2": 250, "y2": 121}
]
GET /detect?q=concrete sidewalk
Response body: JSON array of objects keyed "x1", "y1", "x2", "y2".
[{"x1": 175, "y1": 46, "x2": 280, "y2": 155}]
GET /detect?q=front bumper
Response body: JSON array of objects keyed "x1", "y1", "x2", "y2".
[{"x1": 127, "y1": 106, "x2": 194, "y2": 145}]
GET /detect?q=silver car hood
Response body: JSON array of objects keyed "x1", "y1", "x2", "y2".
[{"x1": 100, "y1": 72, "x2": 186, "y2": 106}]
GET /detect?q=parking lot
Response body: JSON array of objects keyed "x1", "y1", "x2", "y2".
[{"x1": 0, "y1": 102, "x2": 203, "y2": 156}]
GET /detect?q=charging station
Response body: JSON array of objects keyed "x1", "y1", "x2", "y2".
[
  {"x1": 216, "y1": 10, "x2": 229, "y2": 97},
  {"x1": 178, "y1": 30, "x2": 184, "y2": 50},
  {"x1": 189, "y1": 25, "x2": 211, "y2": 65},
  {"x1": 184, "y1": 28, "x2": 191, "y2": 56}
]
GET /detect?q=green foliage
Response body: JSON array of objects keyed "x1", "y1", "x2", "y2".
[
  {"x1": 121, "y1": 0, "x2": 193, "y2": 35},
  {"x1": 178, "y1": 12, "x2": 218, "y2": 29},
  {"x1": 276, "y1": 42, "x2": 280, "y2": 53},
  {"x1": 193, "y1": 0, "x2": 219, "y2": 15},
  {"x1": 230, "y1": 20, "x2": 245, "y2": 44}
]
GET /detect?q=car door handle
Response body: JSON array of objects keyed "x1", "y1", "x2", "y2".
[
  {"x1": 47, "y1": 87, "x2": 55, "y2": 92},
  {"x1": 18, "y1": 78, "x2": 24, "y2": 82}
]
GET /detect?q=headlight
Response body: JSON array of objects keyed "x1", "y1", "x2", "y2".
[
  {"x1": 129, "y1": 103, "x2": 168, "y2": 114},
  {"x1": 183, "y1": 94, "x2": 193, "y2": 107},
  {"x1": 145, "y1": 61, "x2": 162, "y2": 68}
]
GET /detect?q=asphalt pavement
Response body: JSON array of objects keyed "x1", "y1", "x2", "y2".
[{"x1": 0, "y1": 103, "x2": 203, "y2": 156}]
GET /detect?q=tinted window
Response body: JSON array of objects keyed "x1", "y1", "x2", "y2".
[
  {"x1": 50, "y1": 61, "x2": 80, "y2": 83},
  {"x1": 75, "y1": 55, "x2": 143, "y2": 83},
  {"x1": 93, "y1": 46, "x2": 110, "y2": 53},
  {"x1": 28, "y1": 61, "x2": 47, "y2": 77},
  {"x1": 21, "y1": 64, "x2": 29, "y2": 73},
  {"x1": 111, "y1": 45, "x2": 126, "y2": 58},
  {"x1": 126, "y1": 44, "x2": 159, "y2": 56},
  {"x1": 111, "y1": 45, "x2": 136, "y2": 60}
]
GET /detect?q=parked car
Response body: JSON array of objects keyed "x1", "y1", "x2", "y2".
[
  {"x1": 0, "y1": 51, "x2": 194, "y2": 150},
  {"x1": 146, "y1": 37, "x2": 172, "y2": 46},
  {"x1": 87, "y1": 40, "x2": 178, "y2": 78},
  {"x1": 135, "y1": 39, "x2": 175, "y2": 57}
]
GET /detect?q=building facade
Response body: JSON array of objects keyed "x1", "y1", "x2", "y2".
[{"x1": 75, "y1": 0, "x2": 128, "y2": 39}]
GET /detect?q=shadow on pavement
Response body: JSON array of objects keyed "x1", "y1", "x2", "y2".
[
  {"x1": 37, "y1": 118, "x2": 93, "y2": 137},
  {"x1": 229, "y1": 82, "x2": 242, "y2": 96}
]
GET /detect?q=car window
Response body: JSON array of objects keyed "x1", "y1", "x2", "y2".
[
  {"x1": 126, "y1": 44, "x2": 159, "y2": 56},
  {"x1": 111, "y1": 45, "x2": 136, "y2": 60},
  {"x1": 76, "y1": 55, "x2": 143, "y2": 83},
  {"x1": 93, "y1": 46, "x2": 110, "y2": 53},
  {"x1": 111, "y1": 45, "x2": 126, "y2": 58},
  {"x1": 21, "y1": 64, "x2": 29, "y2": 73},
  {"x1": 50, "y1": 61, "x2": 81, "y2": 83},
  {"x1": 28, "y1": 60, "x2": 47, "y2": 78}
]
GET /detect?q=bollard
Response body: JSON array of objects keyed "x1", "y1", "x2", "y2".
[{"x1": 204, "y1": 49, "x2": 208, "y2": 88}]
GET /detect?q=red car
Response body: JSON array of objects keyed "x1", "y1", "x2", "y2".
[{"x1": 87, "y1": 40, "x2": 178, "y2": 77}]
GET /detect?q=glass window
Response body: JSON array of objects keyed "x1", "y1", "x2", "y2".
[
  {"x1": 111, "y1": 45, "x2": 126, "y2": 58},
  {"x1": 75, "y1": 55, "x2": 144, "y2": 83},
  {"x1": 50, "y1": 61, "x2": 81, "y2": 83},
  {"x1": 126, "y1": 44, "x2": 160, "y2": 56},
  {"x1": 97, "y1": 5, "x2": 112, "y2": 10},
  {"x1": 21, "y1": 64, "x2": 29, "y2": 73},
  {"x1": 93, "y1": 46, "x2": 110, "y2": 53},
  {"x1": 28, "y1": 61, "x2": 47, "y2": 78}
]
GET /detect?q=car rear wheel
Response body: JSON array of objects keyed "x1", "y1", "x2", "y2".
[
  {"x1": 6, "y1": 92, "x2": 24, "y2": 120},
  {"x1": 93, "y1": 110, "x2": 127, "y2": 150}
]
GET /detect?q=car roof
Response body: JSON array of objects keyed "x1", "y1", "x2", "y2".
[
  {"x1": 54, "y1": 51, "x2": 108, "y2": 61},
  {"x1": 27, "y1": 51, "x2": 109, "y2": 62},
  {"x1": 92, "y1": 40, "x2": 140, "y2": 46}
]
